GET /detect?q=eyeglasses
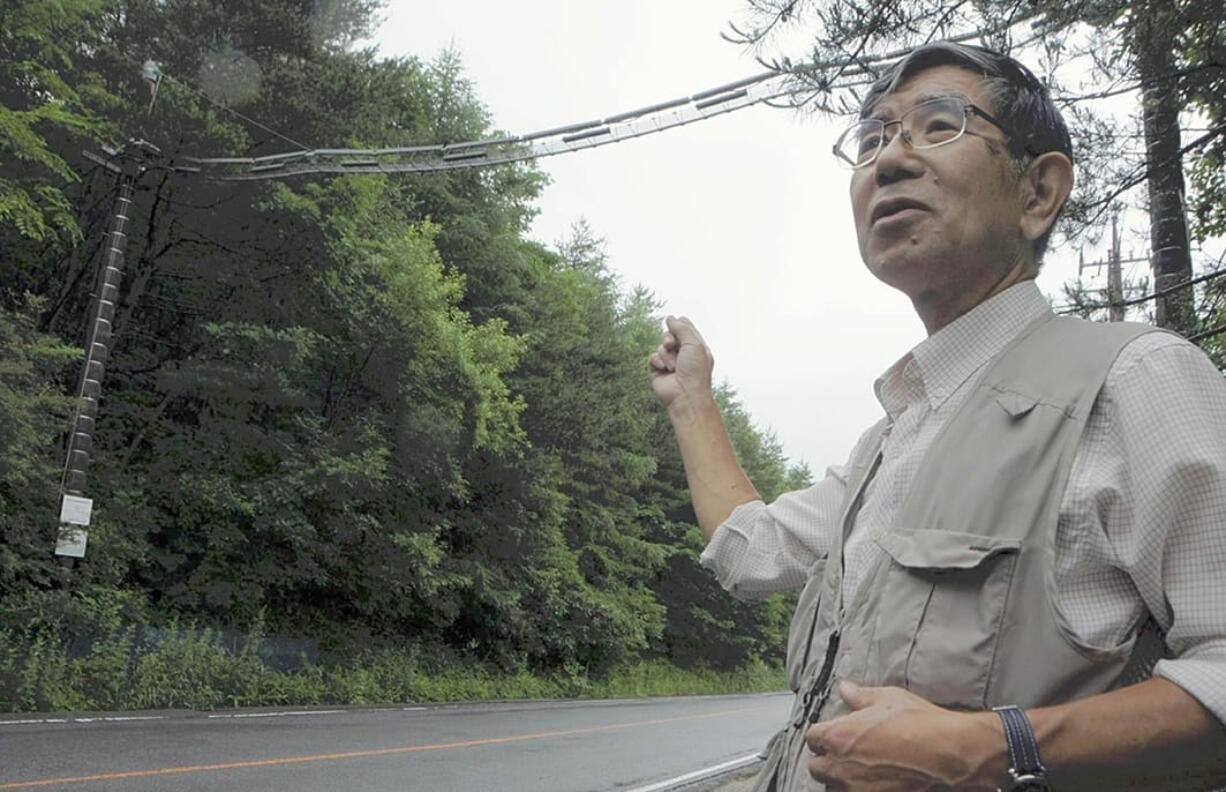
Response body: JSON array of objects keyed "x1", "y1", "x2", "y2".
[{"x1": 832, "y1": 96, "x2": 1016, "y2": 170}]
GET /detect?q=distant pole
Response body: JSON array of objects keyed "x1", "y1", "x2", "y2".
[
  {"x1": 55, "y1": 142, "x2": 158, "y2": 560},
  {"x1": 1108, "y1": 213, "x2": 1125, "y2": 322}
]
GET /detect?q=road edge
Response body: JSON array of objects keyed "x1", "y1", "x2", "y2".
[{"x1": 624, "y1": 753, "x2": 764, "y2": 792}]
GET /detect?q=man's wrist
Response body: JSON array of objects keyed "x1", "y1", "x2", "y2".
[
  {"x1": 962, "y1": 710, "x2": 1011, "y2": 791},
  {"x1": 666, "y1": 391, "x2": 719, "y2": 425}
]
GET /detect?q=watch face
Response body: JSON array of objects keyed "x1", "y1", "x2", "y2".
[{"x1": 1010, "y1": 776, "x2": 1049, "y2": 791}]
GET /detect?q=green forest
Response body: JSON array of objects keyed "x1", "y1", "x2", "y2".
[{"x1": 0, "y1": 0, "x2": 811, "y2": 710}]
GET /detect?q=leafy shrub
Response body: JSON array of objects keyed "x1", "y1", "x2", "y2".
[{"x1": 0, "y1": 618, "x2": 784, "y2": 713}]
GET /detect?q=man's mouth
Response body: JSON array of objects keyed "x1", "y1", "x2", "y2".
[{"x1": 870, "y1": 198, "x2": 930, "y2": 224}]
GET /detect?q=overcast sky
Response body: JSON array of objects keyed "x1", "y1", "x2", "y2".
[{"x1": 374, "y1": 0, "x2": 1112, "y2": 472}]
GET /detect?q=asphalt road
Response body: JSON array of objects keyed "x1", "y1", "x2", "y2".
[{"x1": 0, "y1": 693, "x2": 790, "y2": 792}]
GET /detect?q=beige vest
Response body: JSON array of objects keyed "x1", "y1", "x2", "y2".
[{"x1": 755, "y1": 314, "x2": 1169, "y2": 792}]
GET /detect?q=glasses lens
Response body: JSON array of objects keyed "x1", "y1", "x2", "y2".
[
  {"x1": 836, "y1": 121, "x2": 883, "y2": 168},
  {"x1": 905, "y1": 98, "x2": 967, "y2": 148}
]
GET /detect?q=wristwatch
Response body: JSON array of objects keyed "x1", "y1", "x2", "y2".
[{"x1": 992, "y1": 705, "x2": 1050, "y2": 791}]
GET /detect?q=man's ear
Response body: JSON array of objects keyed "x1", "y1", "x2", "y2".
[{"x1": 1018, "y1": 151, "x2": 1074, "y2": 244}]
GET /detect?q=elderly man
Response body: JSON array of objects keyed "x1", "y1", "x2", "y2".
[{"x1": 650, "y1": 42, "x2": 1226, "y2": 791}]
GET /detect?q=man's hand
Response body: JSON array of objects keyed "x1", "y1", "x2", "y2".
[
  {"x1": 649, "y1": 315, "x2": 714, "y2": 414},
  {"x1": 805, "y1": 682, "x2": 1004, "y2": 792},
  {"x1": 647, "y1": 314, "x2": 758, "y2": 540}
]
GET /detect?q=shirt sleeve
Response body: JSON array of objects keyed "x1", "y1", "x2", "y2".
[
  {"x1": 698, "y1": 425, "x2": 877, "y2": 601},
  {"x1": 1107, "y1": 335, "x2": 1226, "y2": 726}
]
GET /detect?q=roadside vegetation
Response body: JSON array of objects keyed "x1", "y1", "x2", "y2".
[
  {"x1": 1, "y1": 0, "x2": 803, "y2": 712},
  {"x1": 1, "y1": 616, "x2": 784, "y2": 712}
]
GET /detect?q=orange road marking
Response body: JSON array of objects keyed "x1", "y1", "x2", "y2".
[{"x1": 0, "y1": 705, "x2": 757, "y2": 789}]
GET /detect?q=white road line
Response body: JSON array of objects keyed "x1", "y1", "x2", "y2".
[
  {"x1": 206, "y1": 709, "x2": 346, "y2": 719},
  {"x1": 624, "y1": 753, "x2": 762, "y2": 792},
  {"x1": 402, "y1": 706, "x2": 427, "y2": 711},
  {"x1": 2, "y1": 708, "x2": 358, "y2": 728},
  {"x1": 0, "y1": 716, "x2": 167, "y2": 727}
]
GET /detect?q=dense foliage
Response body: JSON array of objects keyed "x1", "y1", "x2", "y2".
[{"x1": 0, "y1": 0, "x2": 811, "y2": 699}]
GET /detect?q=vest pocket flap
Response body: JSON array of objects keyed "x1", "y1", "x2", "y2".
[
  {"x1": 875, "y1": 529, "x2": 1022, "y2": 571},
  {"x1": 994, "y1": 389, "x2": 1039, "y2": 418}
]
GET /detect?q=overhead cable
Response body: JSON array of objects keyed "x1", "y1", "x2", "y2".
[{"x1": 177, "y1": 69, "x2": 801, "y2": 180}]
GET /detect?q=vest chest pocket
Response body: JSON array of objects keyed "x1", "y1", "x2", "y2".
[
  {"x1": 786, "y1": 559, "x2": 828, "y2": 692},
  {"x1": 869, "y1": 529, "x2": 1022, "y2": 710}
]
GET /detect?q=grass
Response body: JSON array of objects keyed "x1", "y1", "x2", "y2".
[{"x1": 0, "y1": 626, "x2": 785, "y2": 713}]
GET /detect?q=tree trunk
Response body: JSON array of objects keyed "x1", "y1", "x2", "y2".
[{"x1": 1134, "y1": 2, "x2": 1195, "y2": 335}]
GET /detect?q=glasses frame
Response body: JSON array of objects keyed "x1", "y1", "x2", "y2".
[{"x1": 832, "y1": 97, "x2": 1017, "y2": 170}]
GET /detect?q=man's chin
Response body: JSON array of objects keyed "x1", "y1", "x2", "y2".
[{"x1": 863, "y1": 249, "x2": 937, "y2": 294}]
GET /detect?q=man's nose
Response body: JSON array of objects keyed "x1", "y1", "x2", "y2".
[{"x1": 873, "y1": 127, "x2": 922, "y2": 185}]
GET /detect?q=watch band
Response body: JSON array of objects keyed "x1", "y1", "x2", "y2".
[{"x1": 993, "y1": 705, "x2": 1049, "y2": 791}]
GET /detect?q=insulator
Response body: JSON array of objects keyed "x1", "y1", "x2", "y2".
[
  {"x1": 442, "y1": 149, "x2": 487, "y2": 161},
  {"x1": 562, "y1": 127, "x2": 611, "y2": 143},
  {"x1": 520, "y1": 119, "x2": 603, "y2": 142},
  {"x1": 694, "y1": 89, "x2": 749, "y2": 110},
  {"x1": 604, "y1": 97, "x2": 690, "y2": 124}
]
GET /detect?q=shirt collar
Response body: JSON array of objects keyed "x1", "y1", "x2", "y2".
[{"x1": 874, "y1": 279, "x2": 1053, "y2": 417}]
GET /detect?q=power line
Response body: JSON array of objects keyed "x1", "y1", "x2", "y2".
[
  {"x1": 119, "y1": 55, "x2": 804, "y2": 180},
  {"x1": 1187, "y1": 323, "x2": 1226, "y2": 344},
  {"x1": 134, "y1": 50, "x2": 922, "y2": 181},
  {"x1": 161, "y1": 71, "x2": 312, "y2": 151},
  {"x1": 1057, "y1": 264, "x2": 1226, "y2": 316},
  {"x1": 1054, "y1": 261, "x2": 1226, "y2": 347},
  {"x1": 176, "y1": 69, "x2": 802, "y2": 180},
  {"x1": 126, "y1": 13, "x2": 1041, "y2": 182},
  {"x1": 121, "y1": 52, "x2": 312, "y2": 152}
]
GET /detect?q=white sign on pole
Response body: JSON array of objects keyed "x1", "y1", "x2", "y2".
[
  {"x1": 59, "y1": 495, "x2": 93, "y2": 526},
  {"x1": 54, "y1": 527, "x2": 89, "y2": 558}
]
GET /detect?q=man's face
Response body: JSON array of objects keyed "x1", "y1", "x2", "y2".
[{"x1": 849, "y1": 65, "x2": 1027, "y2": 302}]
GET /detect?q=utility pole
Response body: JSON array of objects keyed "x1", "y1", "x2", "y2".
[
  {"x1": 54, "y1": 141, "x2": 161, "y2": 561},
  {"x1": 55, "y1": 62, "x2": 168, "y2": 562},
  {"x1": 1108, "y1": 213, "x2": 1125, "y2": 322},
  {"x1": 1077, "y1": 213, "x2": 1146, "y2": 323}
]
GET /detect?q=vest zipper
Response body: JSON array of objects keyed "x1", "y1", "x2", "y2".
[
  {"x1": 793, "y1": 451, "x2": 879, "y2": 730},
  {"x1": 807, "y1": 626, "x2": 840, "y2": 723},
  {"x1": 794, "y1": 626, "x2": 840, "y2": 727}
]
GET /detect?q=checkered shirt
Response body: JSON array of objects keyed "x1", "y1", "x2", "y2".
[{"x1": 701, "y1": 280, "x2": 1226, "y2": 726}]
